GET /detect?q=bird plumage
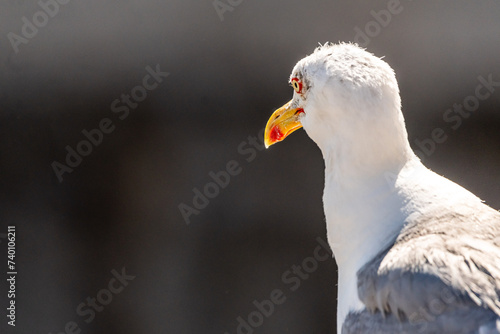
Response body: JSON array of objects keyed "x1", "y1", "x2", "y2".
[{"x1": 265, "y1": 43, "x2": 500, "y2": 333}]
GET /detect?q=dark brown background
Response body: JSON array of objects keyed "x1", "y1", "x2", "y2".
[{"x1": 1, "y1": 1, "x2": 500, "y2": 333}]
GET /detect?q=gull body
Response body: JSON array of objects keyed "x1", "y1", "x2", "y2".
[{"x1": 264, "y1": 43, "x2": 500, "y2": 333}]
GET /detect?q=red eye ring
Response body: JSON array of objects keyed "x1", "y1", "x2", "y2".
[{"x1": 291, "y1": 77, "x2": 303, "y2": 94}]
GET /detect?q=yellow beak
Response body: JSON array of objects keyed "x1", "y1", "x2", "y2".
[{"x1": 264, "y1": 100, "x2": 304, "y2": 148}]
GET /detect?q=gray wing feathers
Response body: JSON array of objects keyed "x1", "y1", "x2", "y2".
[
  {"x1": 343, "y1": 309, "x2": 500, "y2": 334},
  {"x1": 344, "y1": 203, "x2": 500, "y2": 333}
]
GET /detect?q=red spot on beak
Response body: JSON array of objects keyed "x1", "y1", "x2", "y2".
[{"x1": 270, "y1": 125, "x2": 284, "y2": 143}]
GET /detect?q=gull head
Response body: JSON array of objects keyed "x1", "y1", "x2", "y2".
[{"x1": 264, "y1": 43, "x2": 414, "y2": 176}]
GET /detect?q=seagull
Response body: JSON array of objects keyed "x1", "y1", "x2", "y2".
[{"x1": 263, "y1": 43, "x2": 500, "y2": 334}]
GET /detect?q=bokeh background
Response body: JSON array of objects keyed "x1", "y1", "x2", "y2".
[{"x1": 1, "y1": 1, "x2": 500, "y2": 333}]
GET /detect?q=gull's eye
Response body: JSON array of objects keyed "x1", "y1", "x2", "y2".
[{"x1": 291, "y1": 78, "x2": 303, "y2": 94}]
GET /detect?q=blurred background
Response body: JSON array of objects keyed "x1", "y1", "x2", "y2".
[{"x1": 1, "y1": 1, "x2": 500, "y2": 333}]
